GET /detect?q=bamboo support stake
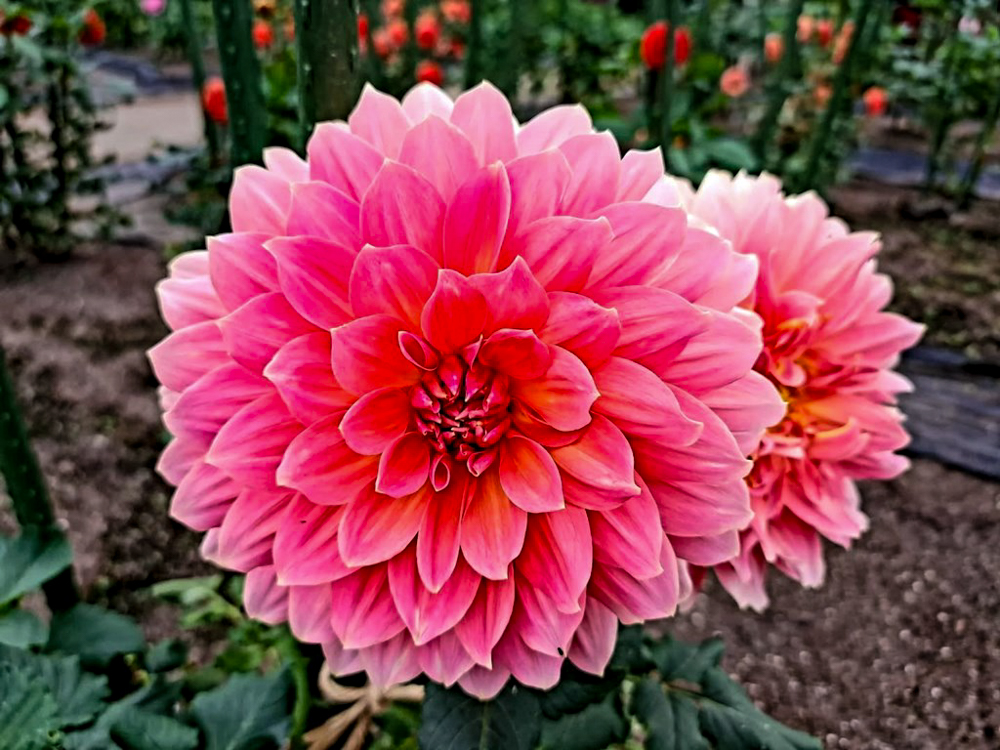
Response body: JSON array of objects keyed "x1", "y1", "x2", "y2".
[
  {"x1": 179, "y1": 0, "x2": 221, "y2": 163},
  {"x1": 464, "y1": 0, "x2": 484, "y2": 88},
  {"x1": 211, "y1": 0, "x2": 267, "y2": 166},
  {"x1": 658, "y1": 0, "x2": 678, "y2": 160}
]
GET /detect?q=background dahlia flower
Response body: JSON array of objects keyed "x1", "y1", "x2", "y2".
[
  {"x1": 674, "y1": 171, "x2": 923, "y2": 610},
  {"x1": 149, "y1": 83, "x2": 784, "y2": 698}
]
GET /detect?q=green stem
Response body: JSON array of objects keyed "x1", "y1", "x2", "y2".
[
  {"x1": 752, "y1": 0, "x2": 806, "y2": 166},
  {"x1": 210, "y1": 0, "x2": 267, "y2": 166},
  {"x1": 0, "y1": 344, "x2": 78, "y2": 611},
  {"x1": 278, "y1": 629, "x2": 312, "y2": 747},
  {"x1": 799, "y1": 0, "x2": 876, "y2": 192},
  {"x1": 504, "y1": 0, "x2": 524, "y2": 98},
  {"x1": 295, "y1": 0, "x2": 359, "y2": 146},
  {"x1": 658, "y1": 0, "x2": 677, "y2": 160},
  {"x1": 925, "y1": 6, "x2": 964, "y2": 191},
  {"x1": 464, "y1": 0, "x2": 484, "y2": 88},
  {"x1": 957, "y1": 85, "x2": 1000, "y2": 208},
  {"x1": 179, "y1": 0, "x2": 221, "y2": 163}
]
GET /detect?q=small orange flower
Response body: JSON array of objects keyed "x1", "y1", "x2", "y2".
[
  {"x1": 358, "y1": 13, "x2": 370, "y2": 40},
  {"x1": 415, "y1": 11, "x2": 441, "y2": 50},
  {"x1": 863, "y1": 86, "x2": 887, "y2": 117},
  {"x1": 440, "y1": 0, "x2": 470, "y2": 24},
  {"x1": 253, "y1": 19, "x2": 274, "y2": 49},
  {"x1": 382, "y1": 0, "x2": 404, "y2": 19},
  {"x1": 720, "y1": 65, "x2": 749, "y2": 98},
  {"x1": 202, "y1": 77, "x2": 228, "y2": 124},
  {"x1": 640, "y1": 21, "x2": 692, "y2": 70},
  {"x1": 387, "y1": 18, "x2": 408, "y2": 47},
  {"x1": 416, "y1": 59, "x2": 444, "y2": 86},
  {"x1": 816, "y1": 19, "x2": 834, "y2": 47},
  {"x1": 284, "y1": 17, "x2": 295, "y2": 42},
  {"x1": 814, "y1": 83, "x2": 832, "y2": 107},
  {"x1": 79, "y1": 8, "x2": 105, "y2": 46},
  {"x1": 764, "y1": 32, "x2": 783, "y2": 64},
  {"x1": 796, "y1": 14, "x2": 814, "y2": 43},
  {"x1": 372, "y1": 28, "x2": 393, "y2": 58}
]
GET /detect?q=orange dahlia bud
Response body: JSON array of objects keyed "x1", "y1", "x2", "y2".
[
  {"x1": 202, "y1": 77, "x2": 228, "y2": 124},
  {"x1": 863, "y1": 86, "x2": 887, "y2": 117},
  {"x1": 253, "y1": 19, "x2": 274, "y2": 49},
  {"x1": 796, "y1": 14, "x2": 814, "y2": 43},
  {"x1": 816, "y1": 18, "x2": 834, "y2": 47},
  {"x1": 387, "y1": 18, "x2": 408, "y2": 47},
  {"x1": 720, "y1": 66, "x2": 749, "y2": 98},
  {"x1": 640, "y1": 21, "x2": 692, "y2": 71},
  {"x1": 416, "y1": 11, "x2": 441, "y2": 50},
  {"x1": 440, "y1": 0, "x2": 470, "y2": 24},
  {"x1": 415, "y1": 59, "x2": 444, "y2": 86},
  {"x1": 764, "y1": 32, "x2": 784, "y2": 63}
]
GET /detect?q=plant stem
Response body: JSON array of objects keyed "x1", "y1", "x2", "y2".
[
  {"x1": 0, "y1": 344, "x2": 78, "y2": 611},
  {"x1": 799, "y1": 0, "x2": 876, "y2": 192},
  {"x1": 957, "y1": 85, "x2": 1000, "y2": 208},
  {"x1": 504, "y1": 0, "x2": 525, "y2": 98},
  {"x1": 211, "y1": 0, "x2": 267, "y2": 166},
  {"x1": 179, "y1": 0, "x2": 221, "y2": 163},
  {"x1": 925, "y1": 6, "x2": 964, "y2": 191},
  {"x1": 752, "y1": 0, "x2": 805, "y2": 166},
  {"x1": 658, "y1": 0, "x2": 677, "y2": 161},
  {"x1": 464, "y1": 0, "x2": 483, "y2": 88}
]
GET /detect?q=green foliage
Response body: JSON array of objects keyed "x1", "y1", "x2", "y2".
[
  {"x1": 190, "y1": 669, "x2": 295, "y2": 750},
  {"x1": 419, "y1": 682, "x2": 542, "y2": 750},
  {"x1": 48, "y1": 603, "x2": 146, "y2": 668},
  {"x1": 0, "y1": 528, "x2": 72, "y2": 606}
]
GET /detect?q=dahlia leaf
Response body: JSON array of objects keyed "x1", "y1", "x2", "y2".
[
  {"x1": 62, "y1": 677, "x2": 183, "y2": 750},
  {"x1": 0, "y1": 662, "x2": 60, "y2": 750},
  {"x1": 538, "y1": 693, "x2": 628, "y2": 750},
  {"x1": 537, "y1": 663, "x2": 621, "y2": 719},
  {"x1": 48, "y1": 603, "x2": 145, "y2": 669},
  {"x1": 418, "y1": 682, "x2": 541, "y2": 750},
  {"x1": 0, "y1": 528, "x2": 73, "y2": 606},
  {"x1": 190, "y1": 668, "x2": 294, "y2": 750},
  {"x1": 0, "y1": 609, "x2": 48, "y2": 648},
  {"x1": 108, "y1": 708, "x2": 199, "y2": 750}
]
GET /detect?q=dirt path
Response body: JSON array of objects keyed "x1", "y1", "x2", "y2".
[{"x1": 1, "y1": 241, "x2": 998, "y2": 749}]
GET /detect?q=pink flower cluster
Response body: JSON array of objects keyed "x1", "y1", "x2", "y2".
[{"x1": 150, "y1": 83, "x2": 918, "y2": 697}]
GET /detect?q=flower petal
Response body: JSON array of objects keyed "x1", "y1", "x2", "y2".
[
  {"x1": 558, "y1": 133, "x2": 621, "y2": 217},
  {"x1": 450, "y1": 82, "x2": 517, "y2": 165},
  {"x1": 376, "y1": 432, "x2": 431, "y2": 498},
  {"x1": 540, "y1": 292, "x2": 621, "y2": 368},
  {"x1": 417, "y1": 474, "x2": 469, "y2": 592},
  {"x1": 401, "y1": 82, "x2": 454, "y2": 122},
  {"x1": 590, "y1": 479, "x2": 664, "y2": 579},
  {"x1": 331, "y1": 314, "x2": 422, "y2": 395},
  {"x1": 586, "y1": 202, "x2": 686, "y2": 289},
  {"x1": 479, "y1": 329, "x2": 552, "y2": 380},
  {"x1": 148, "y1": 321, "x2": 228, "y2": 392},
  {"x1": 516, "y1": 507, "x2": 592, "y2": 613},
  {"x1": 207, "y1": 394, "x2": 302, "y2": 489},
  {"x1": 266, "y1": 236, "x2": 356, "y2": 329},
  {"x1": 207, "y1": 232, "x2": 279, "y2": 311},
  {"x1": 510, "y1": 347, "x2": 598, "y2": 432},
  {"x1": 455, "y1": 576, "x2": 516, "y2": 668},
  {"x1": 341, "y1": 388, "x2": 412, "y2": 455},
  {"x1": 307, "y1": 122, "x2": 384, "y2": 201},
  {"x1": 467, "y1": 257, "x2": 549, "y2": 335},
  {"x1": 330, "y1": 564, "x2": 407, "y2": 649},
  {"x1": 516, "y1": 104, "x2": 593, "y2": 154},
  {"x1": 418, "y1": 634, "x2": 475, "y2": 687},
  {"x1": 348, "y1": 83, "x2": 411, "y2": 159},
  {"x1": 243, "y1": 566, "x2": 288, "y2": 625},
  {"x1": 273, "y1": 495, "x2": 352, "y2": 585},
  {"x1": 164, "y1": 363, "x2": 269, "y2": 446},
  {"x1": 420, "y1": 270, "x2": 489, "y2": 354},
  {"x1": 505, "y1": 216, "x2": 613, "y2": 293},
  {"x1": 550, "y1": 415, "x2": 640, "y2": 497},
  {"x1": 591, "y1": 538, "x2": 680, "y2": 624},
  {"x1": 285, "y1": 181, "x2": 361, "y2": 250},
  {"x1": 212, "y1": 488, "x2": 290, "y2": 571},
  {"x1": 567, "y1": 598, "x2": 617, "y2": 675},
  {"x1": 349, "y1": 244, "x2": 439, "y2": 328},
  {"x1": 264, "y1": 333, "x2": 354, "y2": 425},
  {"x1": 502, "y1": 150, "x2": 572, "y2": 244},
  {"x1": 442, "y1": 164, "x2": 511, "y2": 275},
  {"x1": 617, "y1": 148, "x2": 664, "y2": 201},
  {"x1": 229, "y1": 165, "x2": 290, "y2": 235},
  {"x1": 218, "y1": 292, "x2": 318, "y2": 373},
  {"x1": 361, "y1": 162, "x2": 445, "y2": 262},
  {"x1": 288, "y1": 584, "x2": 335, "y2": 643},
  {"x1": 498, "y1": 435, "x2": 563, "y2": 513},
  {"x1": 461, "y1": 469, "x2": 527, "y2": 579},
  {"x1": 170, "y1": 458, "x2": 239, "y2": 531},
  {"x1": 399, "y1": 115, "x2": 479, "y2": 202},
  {"x1": 338, "y1": 482, "x2": 428, "y2": 566},
  {"x1": 389, "y1": 546, "x2": 480, "y2": 645}
]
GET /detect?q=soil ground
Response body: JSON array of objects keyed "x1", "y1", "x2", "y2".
[{"x1": 1, "y1": 184, "x2": 998, "y2": 749}]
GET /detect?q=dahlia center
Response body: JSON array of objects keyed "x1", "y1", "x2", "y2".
[{"x1": 410, "y1": 353, "x2": 511, "y2": 475}]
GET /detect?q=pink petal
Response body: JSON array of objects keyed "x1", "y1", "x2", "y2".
[
  {"x1": 505, "y1": 216, "x2": 613, "y2": 293},
  {"x1": 330, "y1": 314, "x2": 421, "y2": 395},
  {"x1": 700, "y1": 371, "x2": 785, "y2": 455},
  {"x1": 322, "y1": 637, "x2": 363, "y2": 676},
  {"x1": 148, "y1": 321, "x2": 228, "y2": 392},
  {"x1": 502, "y1": 150, "x2": 572, "y2": 247},
  {"x1": 288, "y1": 584, "x2": 335, "y2": 643},
  {"x1": 567, "y1": 598, "x2": 617, "y2": 676},
  {"x1": 420, "y1": 270, "x2": 489, "y2": 354},
  {"x1": 449, "y1": 82, "x2": 517, "y2": 165},
  {"x1": 540, "y1": 292, "x2": 621, "y2": 368},
  {"x1": 617, "y1": 148, "x2": 664, "y2": 201},
  {"x1": 273, "y1": 495, "x2": 352, "y2": 585},
  {"x1": 661, "y1": 309, "x2": 763, "y2": 394},
  {"x1": 167, "y1": 250, "x2": 208, "y2": 279},
  {"x1": 329, "y1": 564, "x2": 407, "y2": 649},
  {"x1": 467, "y1": 257, "x2": 549, "y2": 335},
  {"x1": 389, "y1": 546, "x2": 480, "y2": 645},
  {"x1": 669, "y1": 530, "x2": 740, "y2": 566},
  {"x1": 401, "y1": 82, "x2": 454, "y2": 122},
  {"x1": 376, "y1": 432, "x2": 431, "y2": 497},
  {"x1": 498, "y1": 435, "x2": 563, "y2": 513},
  {"x1": 417, "y1": 474, "x2": 469, "y2": 592},
  {"x1": 349, "y1": 244, "x2": 439, "y2": 328},
  {"x1": 591, "y1": 538, "x2": 680, "y2": 624},
  {"x1": 457, "y1": 665, "x2": 511, "y2": 699},
  {"x1": 156, "y1": 274, "x2": 226, "y2": 331},
  {"x1": 170, "y1": 458, "x2": 239, "y2": 531},
  {"x1": 207, "y1": 393, "x2": 302, "y2": 489},
  {"x1": 418, "y1": 634, "x2": 475, "y2": 686},
  {"x1": 212, "y1": 488, "x2": 290, "y2": 571},
  {"x1": 263, "y1": 147, "x2": 308, "y2": 182},
  {"x1": 479, "y1": 329, "x2": 552, "y2": 380},
  {"x1": 516, "y1": 104, "x2": 593, "y2": 154},
  {"x1": 443, "y1": 164, "x2": 511, "y2": 275},
  {"x1": 513, "y1": 581, "x2": 585, "y2": 657},
  {"x1": 455, "y1": 576, "x2": 515, "y2": 668},
  {"x1": 218, "y1": 292, "x2": 318, "y2": 373},
  {"x1": 586, "y1": 203, "x2": 686, "y2": 289},
  {"x1": 592, "y1": 357, "x2": 702, "y2": 442},
  {"x1": 590, "y1": 480, "x2": 664, "y2": 579},
  {"x1": 164, "y1": 363, "x2": 269, "y2": 447},
  {"x1": 516, "y1": 507, "x2": 592, "y2": 613},
  {"x1": 348, "y1": 84, "x2": 411, "y2": 159},
  {"x1": 558, "y1": 133, "x2": 621, "y2": 217},
  {"x1": 266, "y1": 235, "x2": 355, "y2": 329},
  {"x1": 276, "y1": 413, "x2": 379, "y2": 505},
  {"x1": 359, "y1": 631, "x2": 422, "y2": 688},
  {"x1": 264, "y1": 333, "x2": 354, "y2": 425},
  {"x1": 338, "y1": 483, "x2": 428, "y2": 566},
  {"x1": 285, "y1": 182, "x2": 361, "y2": 250},
  {"x1": 207, "y1": 233, "x2": 279, "y2": 311},
  {"x1": 654, "y1": 227, "x2": 758, "y2": 309},
  {"x1": 341, "y1": 388, "x2": 412, "y2": 455},
  {"x1": 243, "y1": 566, "x2": 288, "y2": 625},
  {"x1": 493, "y1": 630, "x2": 562, "y2": 690},
  {"x1": 361, "y1": 162, "x2": 445, "y2": 262},
  {"x1": 399, "y1": 115, "x2": 479, "y2": 202},
  {"x1": 461, "y1": 470, "x2": 527, "y2": 579},
  {"x1": 510, "y1": 347, "x2": 599, "y2": 432},
  {"x1": 550, "y1": 415, "x2": 640, "y2": 497},
  {"x1": 229, "y1": 165, "x2": 290, "y2": 235},
  {"x1": 307, "y1": 122, "x2": 384, "y2": 201},
  {"x1": 156, "y1": 436, "x2": 203, "y2": 485}
]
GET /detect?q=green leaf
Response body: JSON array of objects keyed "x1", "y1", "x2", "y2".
[
  {"x1": 63, "y1": 677, "x2": 183, "y2": 750},
  {"x1": 538, "y1": 663, "x2": 621, "y2": 719},
  {"x1": 632, "y1": 678, "x2": 709, "y2": 750},
  {"x1": 0, "y1": 528, "x2": 73, "y2": 606},
  {"x1": 650, "y1": 636, "x2": 723, "y2": 684},
  {"x1": 0, "y1": 661, "x2": 60, "y2": 750},
  {"x1": 0, "y1": 608, "x2": 49, "y2": 648},
  {"x1": 706, "y1": 138, "x2": 759, "y2": 171},
  {"x1": 146, "y1": 639, "x2": 188, "y2": 673},
  {"x1": 48, "y1": 603, "x2": 145, "y2": 669},
  {"x1": 190, "y1": 668, "x2": 293, "y2": 750},
  {"x1": 419, "y1": 682, "x2": 541, "y2": 750},
  {"x1": 110, "y1": 708, "x2": 199, "y2": 750},
  {"x1": 0, "y1": 644, "x2": 109, "y2": 728},
  {"x1": 540, "y1": 693, "x2": 628, "y2": 750}
]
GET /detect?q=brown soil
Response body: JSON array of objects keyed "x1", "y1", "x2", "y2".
[{"x1": 1, "y1": 197, "x2": 998, "y2": 747}]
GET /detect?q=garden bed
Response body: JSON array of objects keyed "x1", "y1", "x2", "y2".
[{"x1": 1, "y1": 180, "x2": 998, "y2": 748}]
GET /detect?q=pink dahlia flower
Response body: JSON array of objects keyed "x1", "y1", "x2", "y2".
[
  {"x1": 673, "y1": 171, "x2": 923, "y2": 610},
  {"x1": 149, "y1": 83, "x2": 783, "y2": 697}
]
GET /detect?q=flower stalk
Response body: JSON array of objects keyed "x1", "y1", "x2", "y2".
[
  {"x1": 752, "y1": 0, "x2": 805, "y2": 166},
  {"x1": 658, "y1": 0, "x2": 678, "y2": 162},
  {"x1": 179, "y1": 0, "x2": 221, "y2": 163}
]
